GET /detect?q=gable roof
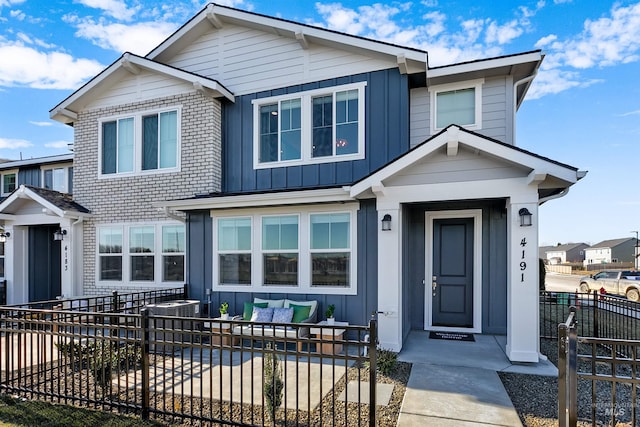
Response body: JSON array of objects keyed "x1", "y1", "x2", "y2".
[
  {"x1": 0, "y1": 185, "x2": 90, "y2": 218},
  {"x1": 350, "y1": 125, "x2": 584, "y2": 199},
  {"x1": 50, "y1": 52, "x2": 234, "y2": 125},
  {"x1": 588, "y1": 238, "x2": 637, "y2": 250},
  {"x1": 147, "y1": 3, "x2": 428, "y2": 72},
  {"x1": 546, "y1": 243, "x2": 589, "y2": 252}
]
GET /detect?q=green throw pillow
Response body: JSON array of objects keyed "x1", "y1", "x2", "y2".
[
  {"x1": 290, "y1": 304, "x2": 312, "y2": 323},
  {"x1": 243, "y1": 302, "x2": 268, "y2": 320}
]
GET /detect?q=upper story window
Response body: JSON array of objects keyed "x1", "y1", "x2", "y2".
[
  {"x1": 1, "y1": 172, "x2": 16, "y2": 196},
  {"x1": 42, "y1": 165, "x2": 73, "y2": 193},
  {"x1": 253, "y1": 82, "x2": 366, "y2": 169},
  {"x1": 430, "y1": 79, "x2": 483, "y2": 134},
  {"x1": 99, "y1": 107, "x2": 181, "y2": 177}
]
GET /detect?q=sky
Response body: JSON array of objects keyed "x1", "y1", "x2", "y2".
[{"x1": 0, "y1": 0, "x2": 638, "y2": 247}]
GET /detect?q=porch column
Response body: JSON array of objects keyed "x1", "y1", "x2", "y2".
[
  {"x1": 506, "y1": 198, "x2": 539, "y2": 362},
  {"x1": 377, "y1": 205, "x2": 402, "y2": 351}
]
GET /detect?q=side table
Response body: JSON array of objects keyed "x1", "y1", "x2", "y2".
[
  {"x1": 209, "y1": 317, "x2": 239, "y2": 346},
  {"x1": 310, "y1": 321, "x2": 348, "y2": 355}
]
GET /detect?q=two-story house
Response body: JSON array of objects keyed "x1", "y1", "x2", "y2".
[
  {"x1": 584, "y1": 238, "x2": 638, "y2": 266},
  {"x1": 544, "y1": 243, "x2": 589, "y2": 264},
  {"x1": 12, "y1": 3, "x2": 583, "y2": 362}
]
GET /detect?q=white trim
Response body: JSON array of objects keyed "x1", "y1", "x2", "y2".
[
  {"x1": 211, "y1": 204, "x2": 358, "y2": 295},
  {"x1": 424, "y1": 209, "x2": 482, "y2": 334},
  {"x1": 252, "y1": 82, "x2": 366, "y2": 169},
  {"x1": 350, "y1": 125, "x2": 579, "y2": 198},
  {"x1": 429, "y1": 79, "x2": 484, "y2": 134},
  {"x1": 427, "y1": 51, "x2": 542, "y2": 78},
  {"x1": 0, "y1": 185, "x2": 91, "y2": 219},
  {"x1": 0, "y1": 169, "x2": 18, "y2": 196},
  {"x1": 97, "y1": 106, "x2": 182, "y2": 179},
  {"x1": 41, "y1": 163, "x2": 73, "y2": 194},
  {"x1": 95, "y1": 221, "x2": 185, "y2": 287},
  {"x1": 153, "y1": 187, "x2": 354, "y2": 211}
]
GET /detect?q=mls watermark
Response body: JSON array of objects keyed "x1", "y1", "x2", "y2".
[{"x1": 592, "y1": 401, "x2": 639, "y2": 417}]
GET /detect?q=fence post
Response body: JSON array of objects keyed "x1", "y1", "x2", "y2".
[
  {"x1": 368, "y1": 316, "x2": 377, "y2": 427},
  {"x1": 110, "y1": 291, "x2": 119, "y2": 337},
  {"x1": 140, "y1": 308, "x2": 150, "y2": 420},
  {"x1": 568, "y1": 315, "x2": 578, "y2": 427},
  {"x1": 183, "y1": 283, "x2": 188, "y2": 299},
  {"x1": 593, "y1": 290, "x2": 598, "y2": 338},
  {"x1": 558, "y1": 321, "x2": 568, "y2": 427}
]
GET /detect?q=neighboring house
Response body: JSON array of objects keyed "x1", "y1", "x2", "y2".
[
  {"x1": 3, "y1": 4, "x2": 585, "y2": 362},
  {"x1": 0, "y1": 154, "x2": 77, "y2": 300},
  {"x1": 544, "y1": 243, "x2": 589, "y2": 264},
  {"x1": 584, "y1": 238, "x2": 639, "y2": 266}
]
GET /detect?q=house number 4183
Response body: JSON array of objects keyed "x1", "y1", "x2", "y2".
[{"x1": 520, "y1": 238, "x2": 527, "y2": 282}]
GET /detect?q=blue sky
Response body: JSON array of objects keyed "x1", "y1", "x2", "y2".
[{"x1": 0, "y1": 0, "x2": 638, "y2": 246}]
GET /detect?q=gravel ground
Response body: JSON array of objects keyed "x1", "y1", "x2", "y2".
[{"x1": 500, "y1": 338, "x2": 638, "y2": 427}]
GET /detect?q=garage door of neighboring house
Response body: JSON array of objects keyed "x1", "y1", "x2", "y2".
[{"x1": 28, "y1": 225, "x2": 61, "y2": 302}]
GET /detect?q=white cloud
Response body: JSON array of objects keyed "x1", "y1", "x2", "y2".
[
  {"x1": 0, "y1": 137, "x2": 32, "y2": 149},
  {"x1": 0, "y1": 0, "x2": 25, "y2": 7},
  {"x1": 74, "y1": 0, "x2": 138, "y2": 21},
  {"x1": 29, "y1": 121, "x2": 52, "y2": 127},
  {"x1": 44, "y1": 140, "x2": 72, "y2": 149},
  {"x1": 9, "y1": 9, "x2": 25, "y2": 20},
  {"x1": 527, "y1": 67, "x2": 602, "y2": 99},
  {"x1": 485, "y1": 19, "x2": 524, "y2": 45},
  {"x1": 72, "y1": 19, "x2": 177, "y2": 55},
  {"x1": 0, "y1": 43, "x2": 104, "y2": 89},
  {"x1": 618, "y1": 110, "x2": 640, "y2": 117}
]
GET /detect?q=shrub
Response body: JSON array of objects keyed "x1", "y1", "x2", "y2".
[
  {"x1": 539, "y1": 258, "x2": 546, "y2": 291},
  {"x1": 376, "y1": 348, "x2": 398, "y2": 375},
  {"x1": 263, "y1": 343, "x2": 284, "y2": 421}
]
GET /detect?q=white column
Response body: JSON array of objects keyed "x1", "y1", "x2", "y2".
[
  {"x1": 506, "y1": 198, "x2": 539, "y2": 362},
  {"x1": 376, "y1": 205, "x2": 402, "y2": 351}
]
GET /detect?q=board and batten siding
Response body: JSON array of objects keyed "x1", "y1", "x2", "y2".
[
  {"x1": 403, "y1": 200, "x2": 507, "y2": 337},
  {"x1": 222, "y1": 69, "x2": 410, "y2": 193},
  {"x1": 186, "y1": 199, "x2": 378, "y2": 326},
  {"x1": 17, "y1": 167, "x2": 41, "y2": 188},
  {"x1": 164, "y1": 23, "x2": 400, "y2": 96},
  {"x1": 385, "y1": 145, "x2": 528, "y2": 187},
  {"x1": 409, "y1": 76, "x2": 512, "y2": 148}
]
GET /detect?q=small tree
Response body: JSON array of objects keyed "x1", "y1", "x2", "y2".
[
  {"x1": 539, "y1": 258, "x2": 546, "y2": 291},
  {"x1": 263, "y1": 342, "x2": 284, "y2": 421}
]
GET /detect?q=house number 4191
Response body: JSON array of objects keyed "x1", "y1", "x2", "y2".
[{"x1": 520, "y1": 238, "x2": 527, "y2": 282}]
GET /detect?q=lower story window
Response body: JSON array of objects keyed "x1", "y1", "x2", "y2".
[
  {"x1": 97, "y1": 223, "x2": 184, "y2": 284},
  {"x1": 213, "y1": 206, "x2": 356, "y2": 294}
]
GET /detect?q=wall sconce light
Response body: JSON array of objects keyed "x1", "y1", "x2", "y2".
[
  {"x1": 381, "y1": 214, "x2": 392, "y2": 231},
  {"x1": 518, "y1": 208, "x2": 533, "y2": 227},
  {"x1": 53, "y1": 228, "x2": 67, "y2": 241},
  {"x1": 0, "y1": 231, "x2": 10, "y2": 243}
]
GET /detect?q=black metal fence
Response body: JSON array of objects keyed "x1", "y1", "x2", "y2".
[
  {"x1": 558, "y1": 307, "x2": 640, "y2": 427},
  {"x1": 541, "y1": 290, "x2": 640, "y2": 349},
  {"x1": 0, "y1": 305, "x2": 377, "y2": 426}
]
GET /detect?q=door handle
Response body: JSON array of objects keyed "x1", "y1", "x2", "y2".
[{"x1": 432, "y1": 276, "x2": 437, "y2": 296}]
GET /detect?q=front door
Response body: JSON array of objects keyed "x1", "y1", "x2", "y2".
[
  {"x1": 428, "y1": 215, "x2": 475, "y2": 329},
  {"x1": 28, "y1": 225, "x2": 61, "y2": 302}
]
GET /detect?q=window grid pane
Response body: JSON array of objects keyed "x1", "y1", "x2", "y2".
[
  {"x1": 142, "y1": 115, "x2": 159, "y2": 170},
  {"x1": 263, "y1": 253, "x2": 298, "y2": 285},
  {"x1": 311, "y1": 253, "x2": 349, "y2": 287},
  {"x1": 280, "y1": 99, "x2": 301, "y2": 161},
  {"x1": 117, "y1": 118, "x2": 134, "y2": 173},
  {"x1": 219, "y1": 254, "x2": 252, "y2": 285},
  {"x1": 259, "y1": 104, "x2": 278, "y2": 162},
  {"x1": 219, "y1": 218, "x2": 251, "y2": 251},
  {"x1": 310, "y1": 213, "x2": 350, "y2": 249},
  {"x1": 159, "y1": 111, "x2": 177, "y2": 168},
  {"x1": 312, "y1": 95, "x2": 333, "y2": 158},
  {"x1": 2, "y1": 174, "x2": 16, "y2": 194}
]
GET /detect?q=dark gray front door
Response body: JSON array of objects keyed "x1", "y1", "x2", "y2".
[
  {"x1": 28, "y1": 225, "x2": 61, "y2": 302},
  {"x1": 432, "y1": 218, "x2": 474, "y2": 327}
]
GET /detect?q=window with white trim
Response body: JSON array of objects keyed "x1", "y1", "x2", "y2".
[
  {"x1": 97, "y1": 223, "x2": 184, "y2": 284},
  {"x1": 213, "y1": 205, "x2": 357, "y2": 294},
  {"x1": 100, "y1": 107, "x2": 180, "y2": 177},
  {"x1": 430, "y1": 79, "x2": 483, "y2": 134},
  {"x1": 218, "y1": 218, "x2": 252, "y2": 285},
  {"x1": 253, "y1": 82, "x2": 366, "y2": 168},
  {"x1": 42, "y1": 165, "x2": 73, "y2": 193},
  {"x1": 262, "y1": 215, "x2": 299, "y2": 286},
  {"x1": 1, "y1": 172, "x2": 16, "y2": 196}
]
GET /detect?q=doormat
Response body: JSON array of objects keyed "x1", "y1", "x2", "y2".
[{"x1": 429, "y1": 331, "x2": 475, "y2": 342}]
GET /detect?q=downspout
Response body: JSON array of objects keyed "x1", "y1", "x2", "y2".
[
  {"x1": 539, "y1": 188, "x2": 570, "y2": 205},
  {"x1": 512, "y1": 73, "x2": 537, "y2": 145}
]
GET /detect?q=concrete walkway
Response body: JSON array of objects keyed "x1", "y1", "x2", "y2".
[{"x1": 396, "y1": 332, "x2": 556, "y2": 426}]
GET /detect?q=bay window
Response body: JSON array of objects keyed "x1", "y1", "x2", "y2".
[{"x1": 253, "y1": 82, "x2": 365, "y2": 168}]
